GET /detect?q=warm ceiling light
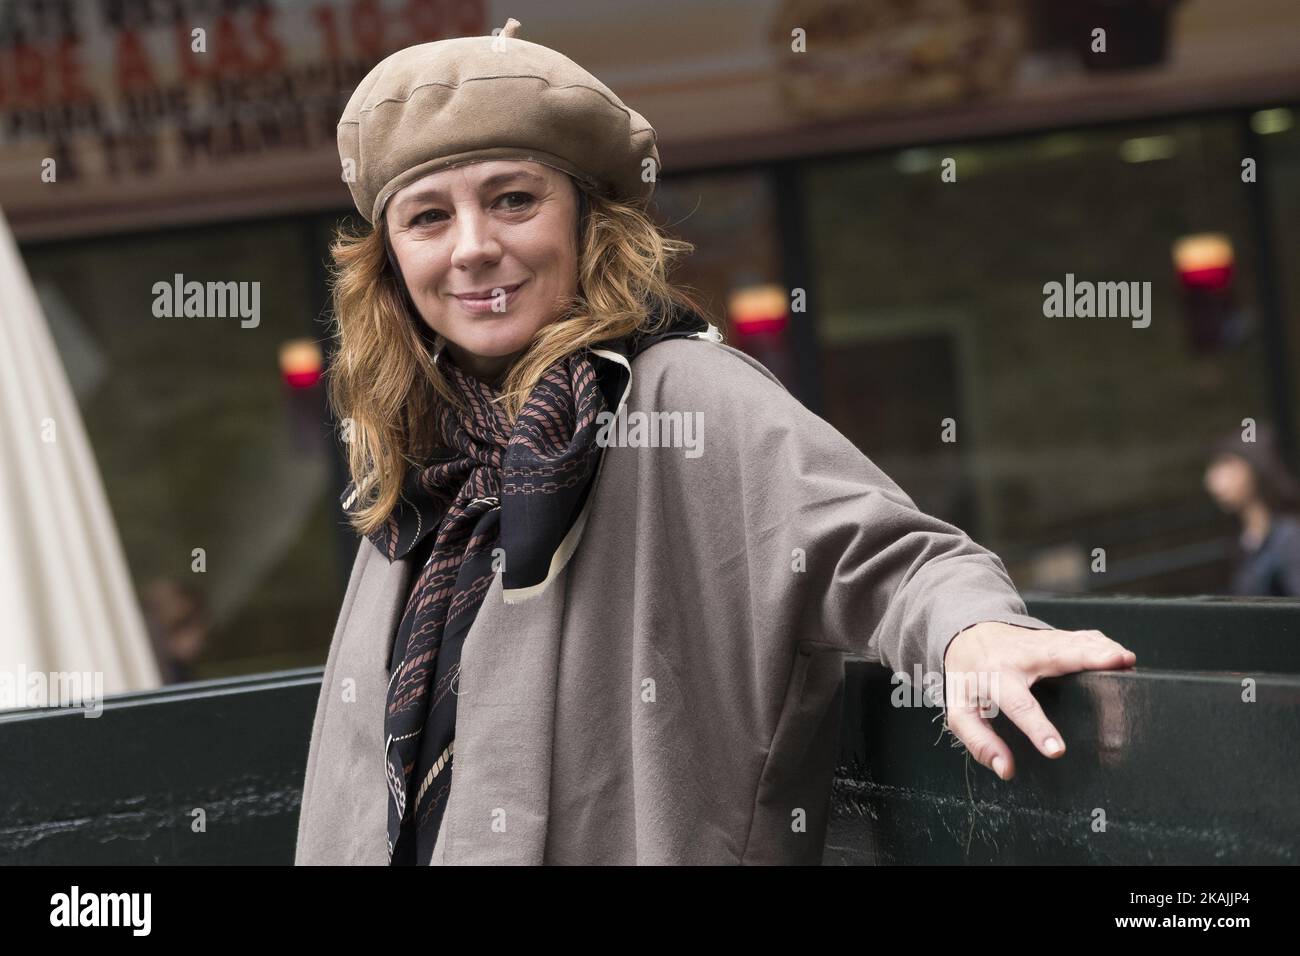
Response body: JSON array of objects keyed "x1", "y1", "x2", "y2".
[
  {"x1": 1119, "y1": 135, "x2": 1178, "y2": 163},
  {"x1": 1250, "y1": 108, "x2": 1293, "y2": 135}
]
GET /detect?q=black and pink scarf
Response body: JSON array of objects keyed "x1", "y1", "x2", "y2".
[{"x1": 338, "y1": 302, "x2": 712, "y2": 865}]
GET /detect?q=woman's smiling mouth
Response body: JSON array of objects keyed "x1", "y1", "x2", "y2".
[{"x1": 452, "y1": 281, "x2": 526, "y2": 313}]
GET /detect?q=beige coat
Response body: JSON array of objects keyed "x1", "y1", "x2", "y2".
[{"x1": 294, "y1": 337, "x2": 1053, "y2": 864}]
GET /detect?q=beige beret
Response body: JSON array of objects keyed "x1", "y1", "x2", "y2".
[{"x1": 337, "y1": 17, "x2": 660, "y2": 225}]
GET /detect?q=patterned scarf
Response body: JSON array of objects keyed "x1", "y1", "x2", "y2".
[{"x1": 340, "y1": 303, "x2": 714, "y2": 865}]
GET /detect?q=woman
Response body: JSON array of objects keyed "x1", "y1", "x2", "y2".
[
  {"x1": 295, "y1": 18, "x2": 1136, "y2": 866},
  {"x1": 1204, "y1": 424, "x2": 1300, "y2": 597}
]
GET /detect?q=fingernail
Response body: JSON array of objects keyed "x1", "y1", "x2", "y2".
[
  {"x1": 992, "y1": 755, "x2": 1007, "y2": 779},
  {"x1": 1044, "y1": 737, "x2": 1062, "y2": 755}
]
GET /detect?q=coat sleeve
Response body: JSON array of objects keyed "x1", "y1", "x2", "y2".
[
  {"x1": 295, "y1": 535, "x2": 371, "y2": 863},
  {"x1": 659, "y1": 340, "x2": 1056, "y2": 723}
]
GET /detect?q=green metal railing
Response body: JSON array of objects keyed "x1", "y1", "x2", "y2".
[{"x1": 1, "y1": 597, "x2": 1296, "y2": 864}]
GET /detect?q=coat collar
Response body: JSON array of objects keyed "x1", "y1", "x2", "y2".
[{"x1": 339, "y1": 304, "x2": 721, "y2": 566}]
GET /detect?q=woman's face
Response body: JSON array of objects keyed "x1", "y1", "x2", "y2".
[
  {"x1": 1204, "y1": 453, "x2": 1257, "y2": 513},
  {"x1": 384, "y1": 159, "x2": 580, "y2": 382}
]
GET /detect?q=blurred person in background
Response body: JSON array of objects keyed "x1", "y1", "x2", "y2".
[
  {"x1": 141, "y1": 578, "x2": 210, "y2": 684},
  {"x1": 1204, "y1": 424, "x2": 1300, "y2": 597}
]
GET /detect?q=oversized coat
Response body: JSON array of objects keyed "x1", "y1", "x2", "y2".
[{"x1": 294, "y1": 336, "x2": 1055, "y2": 865}]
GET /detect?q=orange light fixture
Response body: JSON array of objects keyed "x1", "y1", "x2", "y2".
[
  {"x1": 1172, "y1": 233, "x2": 1234, "y2": 292},
  {"x1": 279, "y1": 338, "x2": 323, "y2": 389},
  {"x1": 727, "y1": 284, "x2": 789, "y2": 335}
]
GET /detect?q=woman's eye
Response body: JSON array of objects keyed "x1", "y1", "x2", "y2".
[
  {"x1": 408, "y1": 193, "x2": 530, "y2": 226},
  {"x1": 497, "y1": 191, "x2": 534, "y2": 210}
]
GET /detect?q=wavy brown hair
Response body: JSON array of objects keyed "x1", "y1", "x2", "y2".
[{"x1": 325, "y1": 177, "x2": 718, "y2": 536}]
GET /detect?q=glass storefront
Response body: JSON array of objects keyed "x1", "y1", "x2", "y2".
[
  {"x1": 17, "y1": 102, "x2": 1300, "y2": 681},
  {"x1": 799, "y1": 112, "x2": 1292, "y2": 596},
  {"x1": 21, "y1": 219, "x2": 342, "y2": 679}
]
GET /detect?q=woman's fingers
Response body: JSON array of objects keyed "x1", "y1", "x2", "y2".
[
  {"x1": 993, "y1": 678, "x2": 1065, "y2": 759},
  {"x1": 1072, "y1": 628, "x2": 1136, "y2": 659},
  {"x1": 946, "y1": 675, "x2": 1064, "y2": 780},
  {"x1": 940, "y1": 625, "x2": 1136, "y2": 781},
  {"x1": 945, "y1": 702, "x2": 1014, "y2": 780},
  {"x1": 1030, "y1": 629, "x2": 1136, "y2": 680}
]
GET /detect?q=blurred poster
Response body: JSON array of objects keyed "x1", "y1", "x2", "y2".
[{"x1": 1, "y1": 0, "x2": 1297, "y2": 238}]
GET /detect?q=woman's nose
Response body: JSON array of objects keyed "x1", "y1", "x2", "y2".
[{"x1": 449, "y1": 209, "x2": 502, "y2": 270}]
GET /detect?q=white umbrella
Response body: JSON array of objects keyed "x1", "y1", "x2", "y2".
[{"x1": 0, "y1": 205, "x2": 160, "y2": 708}]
